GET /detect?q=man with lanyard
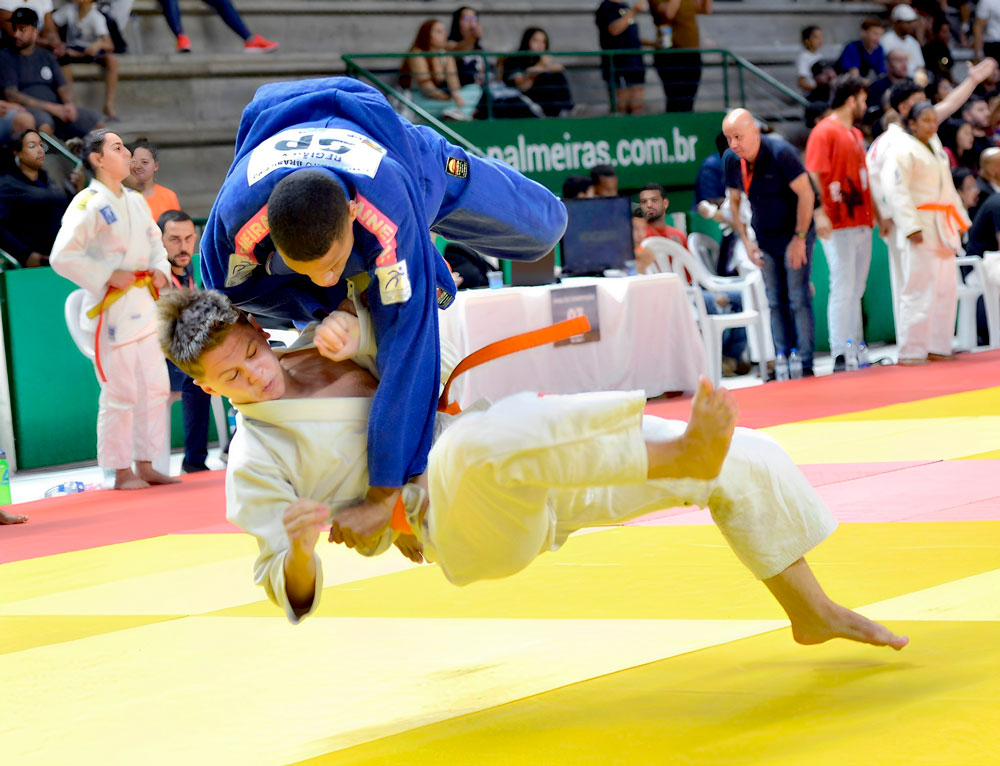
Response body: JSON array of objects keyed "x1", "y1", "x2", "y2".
[
  {"x1": 159, "y1": 209, "x2": 212, "y2": 473},
  {"x1": 722, "y1": 109, "x2": 818, "y2": 377},
  {"x1": 199, "y1": 76, "x2": 568, "y2": 527}
]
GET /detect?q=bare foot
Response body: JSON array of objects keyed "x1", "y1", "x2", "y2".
[
  {"x1": 649, "y1": 376, "x2": 738, "y2": 480},
  {"x1": 115, "y1": 468, "x2": 150, "y2": 490},
  {"x1": 135, "y1": 461, "x2": 181, "y2": 485},
  {"x1": 0, "y1": 508, "x2": 27, "y2": 524},
  {"x1": 789, "y1": 601, "x2": 910, "y2": 651},
  {"x1": 764, "y1": 558, "x2": 909, "y2": 651}
]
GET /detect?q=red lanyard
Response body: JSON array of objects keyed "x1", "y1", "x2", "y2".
[
  {"x1": 169, "y1": 271, "x2": 194, "y2": 289},
  {"x1": 740, "y1": 158, "x2": 754, "y2": 193}
]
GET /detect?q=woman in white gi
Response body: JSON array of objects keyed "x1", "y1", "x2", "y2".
[
  {"x1": 157, "y1": 289, "x2": 909, "y2": 652},
  {"x1": 51, "y1": 130, "x2": 177, "y2": 489},
  {"x1": 882, "y1": 100, "x2": 970, "y2": 365}
]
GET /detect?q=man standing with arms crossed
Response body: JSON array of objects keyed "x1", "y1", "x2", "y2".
[{"x1": 722, "y1": 109, "x2": 817, "y2": 377}]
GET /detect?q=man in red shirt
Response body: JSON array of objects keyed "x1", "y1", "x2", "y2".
[
  {"x1": 805, "y1": 74, "x2": 882, "y2": 371},
  {"x1": 638, "y1": 182, "x2": 687, "y2": 244}
]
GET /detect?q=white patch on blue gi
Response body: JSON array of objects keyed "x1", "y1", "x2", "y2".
[{"x1": 376, "y1": 261, "x2": 411, "y2": 305}]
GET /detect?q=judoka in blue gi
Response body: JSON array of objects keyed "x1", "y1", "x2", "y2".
[{"x1": 200, "y1": 77, "x2": 567, "y2": 519}]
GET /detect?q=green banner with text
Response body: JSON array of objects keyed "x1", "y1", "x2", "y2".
[{"x1": 449, "y1": 112, "x2": 726, "y2": 193}]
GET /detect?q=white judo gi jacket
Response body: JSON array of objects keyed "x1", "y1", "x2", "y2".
[{"x1": 51, "y1": 180, "x2": 171, "y2": 346}]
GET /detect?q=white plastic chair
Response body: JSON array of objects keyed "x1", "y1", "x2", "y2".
[
  {"x1": 687, "y1": 232, "x2": 720, "y2": 274},
  {"x1": 956, "y1": 254, "x2": 1000, "y2": 350},
  {"x1": 640, "y1": 237, "x2": 770, "y2": 386},
  {"x1": 63, "y1": 289, "x2": 230, "y2": 474}
]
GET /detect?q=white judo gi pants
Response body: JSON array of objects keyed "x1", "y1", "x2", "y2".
[
  {"x1": 424, "y1": 391, "x2": 836, "y2": 587},
  {"x1": 897, "y1": 238, "x2": 957, "y2": 359},
  {"x1": 95, "y1": 332, "x2": 170, "y2": 470},
  {"x1": 824, "y1": 226, "x2": 873, "y2": 357}
]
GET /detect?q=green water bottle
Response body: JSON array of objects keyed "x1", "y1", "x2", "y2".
[{"x1": 0, "y1": 450, "x2": 11, "y2": 505}]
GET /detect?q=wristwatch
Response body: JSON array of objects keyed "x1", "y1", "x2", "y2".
[{"x1": 794, "y1": 231, "x2": 807, "y2": 239}]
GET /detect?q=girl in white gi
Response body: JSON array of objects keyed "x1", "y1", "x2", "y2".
[
  {"x1": 882, "y1": 101, "x2": 970, "y2": 365},
  {"x1": 158, "y1": 289, "x2": 908, "y2": 652},
  {"x1": 51, "y1": 130, "x2": 177, "y2": 490}
]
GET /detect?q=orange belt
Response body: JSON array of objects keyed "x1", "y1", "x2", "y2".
[
  {"x1": 388, "y1": 314, "x2": 592, "y2": 534},
  {"x1": 916, "y1": 202, "x2": 970, "y2": 235},
  {"x1": 87, "y1": 271, "x2": 160, "y2": 382}
]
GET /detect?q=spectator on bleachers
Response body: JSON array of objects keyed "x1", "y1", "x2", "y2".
[
  {"x1": 976, "y1": 145, "x2": 1000, "y2": 197},
  {"x1": 0, "y1": 0, "x2": 65, "y2": 57},
  {"x1": 158, "y1": 209, "x2": 213, "y2": 474},
  {"x1": 649, "y1": 0, "x2": 711, "y2": 112},
  {"x1": 961, "y1": 95, "x2": 998, "y2": 166},
  {"x1": 928, "y1": 73, "x2": 954, "y2": 104},
  {"x1": 399, "y1": 19, "x2": 480, "y2": 122},
  {"x1": 53, "y1": 0, "x2": 119, "y2": 120},
  {"x1": 596, "y1": 0, "x2": 647, "y2": 115},
  {"x1": 125, "y1": 137, "x2": 180, "y2": 221},
  {"x1": 156, "y1": 0, "x2": 277, "y2": 54},
  {"x1": 446, "y1": 6, "x2": 485, "y2": 88},
  {"x1": 590, "y1": 163, "x2": 619, "y2": 196},
  {"x1": 952, "y1": 165, "x2": 982, "y2": 216},
  {"x1": 868, "y1": 49, "x2": 913, "y2": 113},
  {"x1": 922, "y1": 17, "x2": 954, "y2": 82},
  {"x1": 964, "y1": 177, "x2": 1000, "y2": 254},
  {"x1": 562, "y1": 174, "x2": 594, "y2": 198},
  {"x1": 638, "y1": 182, "x2": 686, "y2": 244},
  {"x1": 837, "y1": 18, "x2": 886, "y2": 81},
  {"x1": 881, "y1": 5, "x2": 927, "y2": 78},
  {"x1": 502, "y1": 27, "x2": 573, "y2": 118},
  {"x1": 939, "y1": 116, "x2": 975, "y2": 167},
  {"x1": 974, "y1": 0, "x2": 1000, "y2": 64},
  {"x1": 0, "y1": 127, "x2": 85, "y2": 266},
  {"x1": 797, "y1": 24, "x2": 825, "y2": 94},
  {"x1": 0, "y1": 7, "x2": 102, "y2": 138},
  {"x1": 807, "y1": 59, "x2": 837, "y2": 103},
  {"x1": 0, "y1": 97, "x2": 33, "y2": 139}
]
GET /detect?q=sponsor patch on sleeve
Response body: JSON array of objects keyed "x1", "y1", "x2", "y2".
[
  {"x1": 98, "y1": 205, "x2": 117, "y2": 224},
  {"x1": 445, "y1": 157, "x2": 468, "y2": 178},
  {"x1": 225, "y1": 252, "x2": 258, "y2": 288},
  {"x1": 376, "y1": 261, "x2": 412, "y2": 305},
  {"x1": 74, "y1": 188, "x2": 97, "y2": 210}
]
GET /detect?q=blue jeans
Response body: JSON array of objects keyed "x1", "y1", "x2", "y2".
[{"x1": 759, "y1": 235, "x2": 815, "y2": 370}]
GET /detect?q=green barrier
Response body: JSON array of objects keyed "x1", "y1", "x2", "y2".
[{"x1": 1, "y1": 267, "x2": 223, "y2": 470}]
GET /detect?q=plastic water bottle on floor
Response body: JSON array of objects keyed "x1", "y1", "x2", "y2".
[
  {"x1": 44, "y1": 480, "x2": 102, "y2": 498},
  {"x1": 227, "y1": 406, "x2": 237, "y2": 437},
  {"x1": 0, "y1": 450, "x2": 11, "y2": 505},
  {"x1": 857, "y1": 341, "x2": 870, "y2": 369},
  {"x1": 788, "y1": 348, "x2": 803, "y2": 379},
  {"x1": 845, "y1": 339, "x2": 859, "y2": 370},
  {"x1": 775, "y1": 353, "x2": 790, "y2": 381}
]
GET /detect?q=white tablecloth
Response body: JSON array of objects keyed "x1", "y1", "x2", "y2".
[{"x1": 438, "y1": 273, "x2": 706, "y2": 408}]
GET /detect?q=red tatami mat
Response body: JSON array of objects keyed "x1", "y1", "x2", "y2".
[
  {"x1": 644, "y1": 349, "x2": 1000, "y2": 429},
  {"x1": 0, "y1": 470, "x2": 232, "y2": 564}
]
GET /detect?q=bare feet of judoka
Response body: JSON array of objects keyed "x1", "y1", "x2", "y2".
[
  {"x1": 135, "y1": 461, "x2": 181, "y2": 486},
  {"x1": 765, "y1": 557, "x2": 910, "y2": 650},
  {"x1": 0, "y1": 507, "x2": 27, "y2": 524},
  {"x1": 647, "y1": 376, "x2": 739, "y2": 481}
]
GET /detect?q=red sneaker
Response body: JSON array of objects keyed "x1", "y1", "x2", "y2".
[
  {"x1": 244, "y1": 34, "x2": 278, "y2": 53},
  {"x1": 176, "y1": 33, "x2": 192, "y2": 52}
]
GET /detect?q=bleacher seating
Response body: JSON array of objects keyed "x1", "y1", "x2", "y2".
[{"x1": 63, "y1": 0, "x2": 885, "y2": 215}]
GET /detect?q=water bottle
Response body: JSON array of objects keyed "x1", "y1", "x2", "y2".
[
  {"x1": 788, "y1": 348, "x2": 803, "y2": 379},
  {"x1": 658, "y1": 25, "x2": 673, "y2": 49},
  {"x1": 44, "y1": 480, "x2": 102, "y2": 498},
  {"x1": 774, "y1": 353, "x2": 789, "y2": 381},
  {"x1": 0, "y1": 450, "x2": 11, "y2": 505},
  {"x1": 845, "y1": 339, "x2": 859, "y2": 370},
  {"x1": 857, "y1": 341, "x2": 870, "y2": 369},
  {"x1": 227, "y1": 406, "x2": 238, "y2": 437}
]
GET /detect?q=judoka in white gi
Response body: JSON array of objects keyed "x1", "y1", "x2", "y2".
[
  {"x1": 157, "y1": 289, "x2": 908, "y2": 651},
  {"x1": 882, "y1": 101, "x2": 970, "y2": 364},
  {"x1": 51, "y1": 130, "x2": 178, "y2": 490}
]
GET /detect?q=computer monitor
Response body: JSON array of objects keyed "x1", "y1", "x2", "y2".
[
  {"x1": 560, "y1": 196, "x2": 633, "y2": 277},
  {"x1": 509, "y1": 248, "x2": 557, "y2": 286}
]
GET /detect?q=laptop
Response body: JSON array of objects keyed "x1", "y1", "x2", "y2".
[{"x1": 509, "y1": 248, "x2": 557, "y2": 286}]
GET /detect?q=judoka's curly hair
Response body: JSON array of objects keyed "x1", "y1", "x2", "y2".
[{"x1": 157, "y1": 289, "x2": 245, "y2": 378}]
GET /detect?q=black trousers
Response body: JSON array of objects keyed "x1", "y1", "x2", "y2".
[{"x1": 653, "y1": 50, "x2": 702, "y2": 113}]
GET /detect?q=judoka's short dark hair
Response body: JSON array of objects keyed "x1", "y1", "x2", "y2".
[{"x1": 268, "y1": 170, "x2": 351, "y2": 262}]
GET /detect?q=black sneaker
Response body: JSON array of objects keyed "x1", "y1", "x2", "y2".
[
  {"x1": 833, "y1": 354, "x2": 846, "y2": 372},
  {"x1": 181, "y1": 461, "x2": 211, "y2": 474}
]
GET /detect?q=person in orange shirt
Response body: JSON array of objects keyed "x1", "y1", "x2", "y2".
[{"x1": 126, "y1": 137, "x2": 180, "y2": 222}]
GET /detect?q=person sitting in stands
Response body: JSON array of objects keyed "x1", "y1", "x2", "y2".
[
  {"x1": 156, "y1": 0, "x2": 277, "y2": 54},
  {"x1": 399, "y1": 18, "x2": 480, "y2": 122},
  {"x1": 126, "y1": 137, "x2": 180, "y2": 222},
  {"x1": 53, "y1": 0, "x2": 119, "y2": 120},
  {"x1": 502, "y1": 27, "x2": 573, "y2": 118},
  {"x1": 0, "y1": 127, "x2": 85, "y2": 266}
]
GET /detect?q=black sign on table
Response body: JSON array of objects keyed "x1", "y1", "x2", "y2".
[{"x1": 550, "y1": 285, "x2": 601, "y2": 346}]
